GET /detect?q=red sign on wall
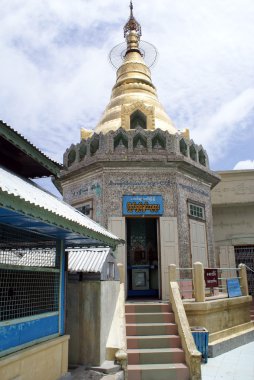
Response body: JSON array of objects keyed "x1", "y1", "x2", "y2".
[{"x1": 204, "y1": 269, "x2": 218, "y2": 288}]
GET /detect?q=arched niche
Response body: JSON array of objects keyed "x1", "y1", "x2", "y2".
[
  {"x1": 90, "y1": 135, "x2": 100, "y2": 156},
  {"x1": 152, "y1": 133, "x2": 166, "y2": 150},
  {"x1": 133, "y1": 133, "x2": 147, "y2": 149},
  {"x1": 68, "y1": 149, "x2": 76, "y2": 167},
  {"x1": 190, "y1": 145, "x2": 197, "y2": 162},
  {"x1": 130, "y1": 110, "x2": 147, "y2": 130},
  {"x1": 79, "y1": 144, "x2": 87, "y2": 161},
  {"x1": 114, "y1": 131, "x2": 128, "y2": 150},
  {"x1": 180, "y1": 139, "x2": 188, "y2": 157},
  {"x1": 199, "y1": 149, "x2": 206, "y2": 166},
  {"x1": 121, "y1": 101, "x2": 155, "y2": 130}
]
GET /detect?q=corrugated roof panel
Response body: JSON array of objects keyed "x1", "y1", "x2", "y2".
[
  {"x1": 67, "y1": 248, "x2": 111, "y2": 273},
  {"x1": 0, "y1": 167, "x2": 120, "y2": 242}
]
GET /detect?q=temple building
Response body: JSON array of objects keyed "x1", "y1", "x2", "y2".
[{"x1": 59, "y1": 3, "x2": 220, "y2": 300}]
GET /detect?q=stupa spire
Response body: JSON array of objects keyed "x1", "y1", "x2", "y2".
[{"x1": 92, "y1": 2, "x2": 177, "y2": 136}]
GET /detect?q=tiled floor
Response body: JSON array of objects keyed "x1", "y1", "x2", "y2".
[{"x1": 202, "y1": 341, "x2": 254, "y2": 380}]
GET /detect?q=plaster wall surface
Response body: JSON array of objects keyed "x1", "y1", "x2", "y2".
[
  {"x1": 212, "y1": 170, "x2": 254, "y2": 264},
  {"x1": 0, "y1": 336, "x2": 69, "y2": 380},
  {"x1": 66, "y1": 280, "x2": 119, "y2": 366},
  {"x1": 212, "y1": 170, "x2": 254, "y2": 206},
  {"x1": 213, "y1": 205, "x2": 254, "y2": 245},
  {"x1": 100, "y1": 281, "x2": 120, "y2": 362},
  {"x1": 184, "y1": 296, "x2": 252, "y2": 335}
]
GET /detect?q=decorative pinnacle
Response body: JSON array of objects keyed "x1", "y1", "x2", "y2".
[
  {"x1": 124, "y1": 1, "x2": 142, "y2": 39},
  {"x1": 130, "y1": 1, "x2": 133, "y2": 16}
]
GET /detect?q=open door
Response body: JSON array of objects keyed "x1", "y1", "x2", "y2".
[{"x1": 160, "y1": 217, "x2": 179, "y2": 301}]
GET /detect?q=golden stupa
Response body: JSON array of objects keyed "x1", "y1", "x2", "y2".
[{"x1": 81, "y1": 2, "x2": 178, "y2": 140}]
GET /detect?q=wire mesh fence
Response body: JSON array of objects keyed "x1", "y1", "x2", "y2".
[
  {"x1": 0, "y1": 223, "x2": 60, "y2": 322},
  {"x1": 0, "y1": 269, "x2": 59, "y2": 321}
]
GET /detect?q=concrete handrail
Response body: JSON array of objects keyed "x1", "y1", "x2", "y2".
[{"x1": 169, "y1": 265, "x2": 201, "y2": 380}]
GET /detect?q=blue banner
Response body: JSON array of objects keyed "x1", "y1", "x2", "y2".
[
  {"x1": 227, "y1": 278, "x2": 242, "y2": 298},
  {"x1": 122, "y1": 195, "x2": 163, "y2": 216}
]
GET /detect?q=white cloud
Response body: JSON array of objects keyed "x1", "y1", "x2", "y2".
[
  {"x1": 207, "y1": 89, "x2": 254, "y2": 128},
  {"x1": 233, "y1": 160, "x2": 254, "y2": 170},
  {"x1": 0, "y1": 0, "x2": 254, "y2": 168},
  {"x1": 191, "y1": 88, "x2": 254, "y2": 162}
]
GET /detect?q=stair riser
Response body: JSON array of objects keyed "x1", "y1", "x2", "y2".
[
  {"x1": 128, "y1": 351, "x2": 185, "y2": 365},
  {"x1": 128, "y1": 368, "x2": 189, "y2": 380},
  {"x1": 125, "y1": 304, "x2": 171, "y2": 314},
  {"x1": 127, "y1": 336, "x2": 181, "y2": 349},
  {"x1": 126, "y1": 324, "x2": 177, "y2": 336},
  {"x1": 126, "y1": 313, "x2": 174, "y2": 323}
]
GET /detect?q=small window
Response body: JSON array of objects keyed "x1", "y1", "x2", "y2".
[
  {"x1": 107, "y1": 262, "x2": 115, "y2": 280},
  {"x1": 188, "y1": 202, "x2": 205, "y2": 220},
  {"x1": 76, "y1": 200, "x2": 93, "y2": 219}
]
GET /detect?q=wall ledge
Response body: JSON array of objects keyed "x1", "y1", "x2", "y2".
[
  {"x1": 0, "y1": 335, "x2": 69, "y2": 365},
  {"x1": 184, "y1": 295, "x2": 252, "y2": 313}
]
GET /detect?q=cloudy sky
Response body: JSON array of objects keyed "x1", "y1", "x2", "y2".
[{"x1": 1, "y1": 0, "x2": 254, "y2": 179}]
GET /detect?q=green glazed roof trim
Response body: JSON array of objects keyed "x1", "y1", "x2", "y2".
[
  {"x1": 0, "y1": 120, "x2": 62, "y2": 176},
  {"x1": 0, "y1": 190, "x2": 121, "y2": 249}
]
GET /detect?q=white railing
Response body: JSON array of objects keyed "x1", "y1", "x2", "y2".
[{"x1": 172, "y1": 262, "x2": 249, "y2": 302}]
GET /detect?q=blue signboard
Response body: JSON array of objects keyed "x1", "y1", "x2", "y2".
[
  {"x1": 122, "y1": 195, "x2": 163, "y2": 216},
  {"x1": 227, "y1": 278, "x2": 242, "y2": 298}
]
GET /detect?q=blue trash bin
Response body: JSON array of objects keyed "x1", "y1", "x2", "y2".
[{"x1": 191, "y1": 326, "x2": 209, "y2": 363}]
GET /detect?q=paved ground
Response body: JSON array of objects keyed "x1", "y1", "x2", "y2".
[{"x1": 202, "y1": 341, "x2": 254, "y2": 380}]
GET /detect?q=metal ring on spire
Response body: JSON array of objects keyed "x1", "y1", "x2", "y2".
[{"x1": 109, "y1": 40, "x2": 158, "y2": 70}]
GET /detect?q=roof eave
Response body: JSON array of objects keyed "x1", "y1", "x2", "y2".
[
  {"x1": 0, "y1": 120, "x2": 62, "y2": 177},
  {"x1": 0, "y1": 190, "x2": 122, "y2": 249}
]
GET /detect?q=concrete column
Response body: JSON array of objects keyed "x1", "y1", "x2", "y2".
[
  {"x1": 193, "y1": 262, "x2": 205, "y2": 302},
  {"x1": 169, "y1": 264, "x2": 177, "y2": 282},
  {"x1": 238, "y1": 263, "x2": 249, "y2": 296}
]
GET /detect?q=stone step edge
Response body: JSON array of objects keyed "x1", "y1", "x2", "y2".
[
  {"x1": 127, "y1": 348, "x2": 184, "y2": 353},
  {"x1": 127, "y1": 363, "x2": 189, "y2": 370},
  {"x1": 125, "y1": 302, "x2": 170, "y2": 305},
  {"x1": 125, "y1": 312, "x2": 173, "y2": 315},
  {"x1": 126, "y1": 322, "x2": 176, "y2": 327},
  {"x1": 127, "y1": 334, "x2": 180, "y2": 339}
]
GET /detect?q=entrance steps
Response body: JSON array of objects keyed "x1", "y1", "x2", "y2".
[{"x1": 125, "y1": 302, "x2": 189, "y2": 380}]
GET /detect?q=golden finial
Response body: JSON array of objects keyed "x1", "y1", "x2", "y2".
[{"x1": 124, "y1": 1, "x2": 142, "y2": 39}]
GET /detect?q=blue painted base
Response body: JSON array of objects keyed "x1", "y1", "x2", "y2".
[{"x1": 0, "y1": 313, "x2": 59, "y2": 354}]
